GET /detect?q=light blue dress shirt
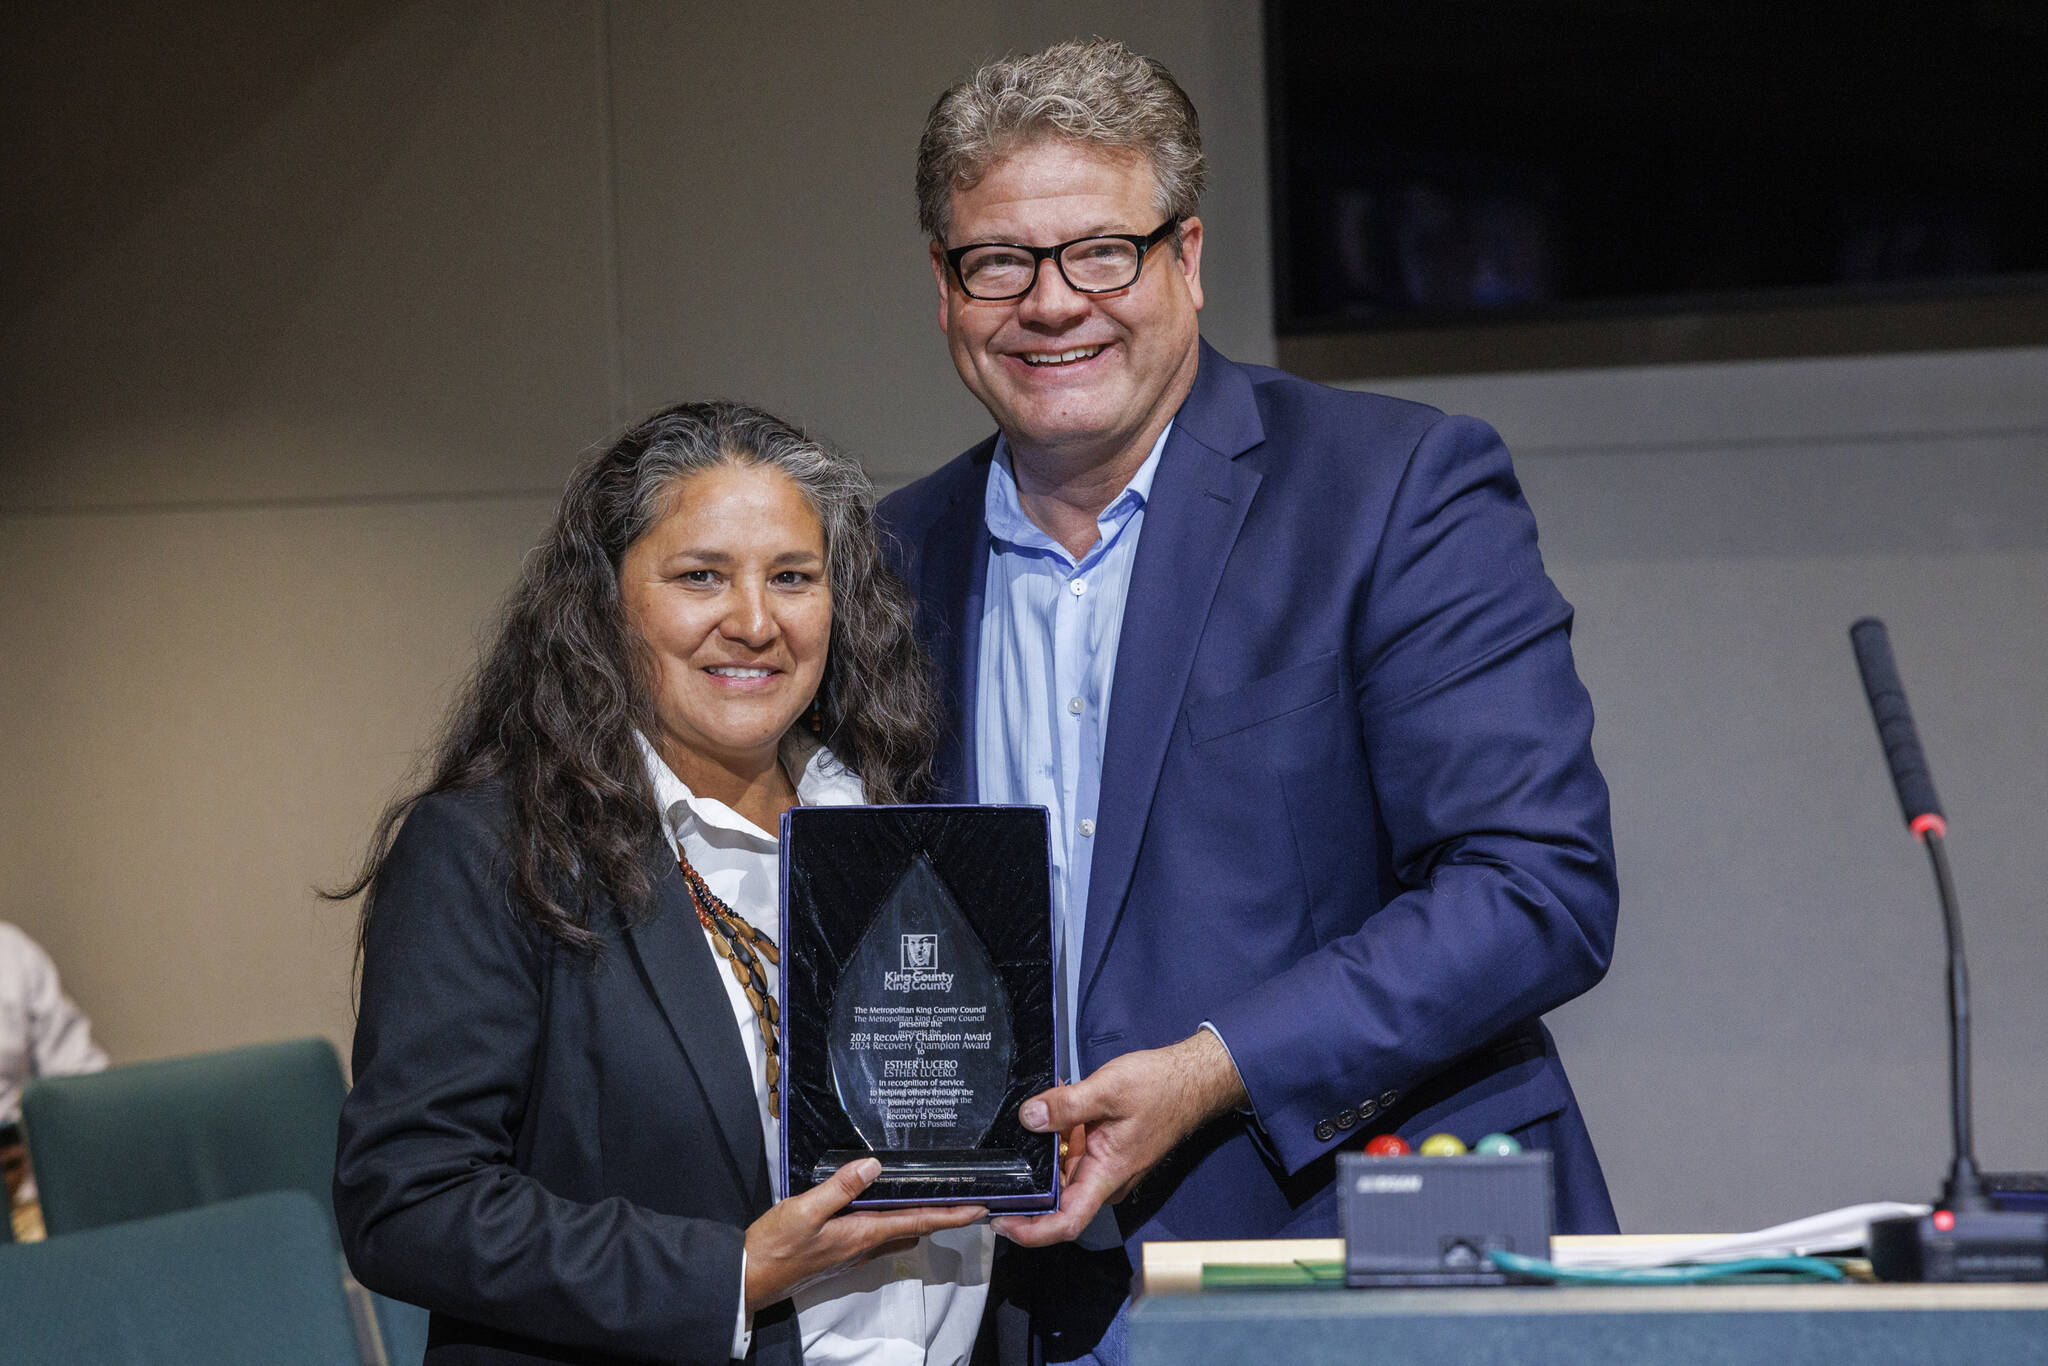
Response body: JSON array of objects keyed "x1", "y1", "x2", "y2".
[{"x1": 974, "y1": 425, "x2": 1169, "y2": 1083}]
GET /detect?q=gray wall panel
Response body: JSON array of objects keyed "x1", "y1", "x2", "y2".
[
  {"x1": 0, "y1": 1, "x2": 615, "y2": 509},
  {"x1": 1363, "y1": 351, "x2": 2048, "y2": 1231}
]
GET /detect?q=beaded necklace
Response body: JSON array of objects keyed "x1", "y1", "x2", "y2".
[{"x1": 674, "y1": 844, "x2": 784, "y2": 1118}]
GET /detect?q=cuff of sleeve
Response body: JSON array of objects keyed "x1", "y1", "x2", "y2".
[
  {"x1": 731, "y1": 1250, "x2": 752, "y2": 1360},
  {"x1": 1197, "y1": 1021, "x2": 1262, "y2": 1127}
]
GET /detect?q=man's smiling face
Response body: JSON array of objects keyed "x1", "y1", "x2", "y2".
[{"x1": 931, "y1": 138, "x2": 1204, "y2": 478}]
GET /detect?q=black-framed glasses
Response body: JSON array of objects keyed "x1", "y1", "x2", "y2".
[{"x1": 943, "y1": 218, "x2": 1182, "y2": 301}]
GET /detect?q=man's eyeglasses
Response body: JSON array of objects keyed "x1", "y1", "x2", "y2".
[{"x1": 942, "y1": 218, "x2": 1182, "y2": 301}]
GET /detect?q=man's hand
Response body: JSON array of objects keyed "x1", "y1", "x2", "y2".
[
  {"x1": 991, "y1": 1029, "x2": 1247, "y2": 1247},
  {"x1": 744, "y1": 1159, "x2": 986, "y2": 1313}
]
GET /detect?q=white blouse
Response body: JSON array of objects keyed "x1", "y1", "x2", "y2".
[{"x1": 640, "y1": 734, "x2": 992, "y2": 1366}]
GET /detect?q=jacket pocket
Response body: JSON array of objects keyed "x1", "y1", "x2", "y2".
[{"x1": 1185, "y1": 652, "x2": 1342, "y2": 745}]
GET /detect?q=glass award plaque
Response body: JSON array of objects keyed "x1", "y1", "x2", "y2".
[{"x1": 780, "y1": 805, "x2": 1058, "y2": 1210}]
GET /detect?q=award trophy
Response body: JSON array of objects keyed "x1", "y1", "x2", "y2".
[{"x1": 780, "y1": 805, "x2": 1059, "y2": 1210}]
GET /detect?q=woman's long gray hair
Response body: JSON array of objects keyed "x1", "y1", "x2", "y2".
[{"x1": 333, "y1": 400, "x2": 939, "y2": 953}]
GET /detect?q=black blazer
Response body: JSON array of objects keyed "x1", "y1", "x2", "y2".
[{"x1": 335, "y1": 784, "x2": 801, "y2": 1365}]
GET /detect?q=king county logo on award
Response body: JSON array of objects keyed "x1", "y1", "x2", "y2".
[{"x1": 901, "y1": 934, "x2": 938, "y2": 970}]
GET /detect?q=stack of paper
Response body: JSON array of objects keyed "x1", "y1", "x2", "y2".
[{"x1": 1551, "y1": 1202, "x2": 1932, "y2": 1269}]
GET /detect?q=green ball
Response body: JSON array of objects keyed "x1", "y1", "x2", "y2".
[
  {"x1": 1418, "y1": 1132, "x2": 1468, "y2": 1156},
  {"x1": 1473, "y1": 1132, "x2": 1522, "y2": 1156}
]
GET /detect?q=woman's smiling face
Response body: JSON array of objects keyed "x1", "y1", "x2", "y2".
[{"x1": 619, "y1": 462, "x2": 831, "y2": 786}]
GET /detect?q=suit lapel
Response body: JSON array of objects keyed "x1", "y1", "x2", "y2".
[
  {"x1": 917, "y1": 439, "x2": 995, "y2": 803},
  {"x1": 1078, "y1": 345, "x2": 1265, "y2": 1010},
  {"x1": 622, "y1": 841, "x2": 770, "y2": 1208}
]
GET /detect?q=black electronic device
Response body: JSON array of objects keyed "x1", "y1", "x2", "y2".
[
  {"x1": 1988, "y1": 1173, "x2": 2048, "y2": 1217},
  {"x1": 1337, "y1": 1151, "x2": 1552, "y2": 1287},
  {"x1": 1849, "y1": 619, "x2": 2048, "y2": 1283}
]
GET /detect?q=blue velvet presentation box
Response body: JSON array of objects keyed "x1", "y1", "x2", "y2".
[{"x1": 779, "y1": 804, "x2": 1060, "y2": 1212}]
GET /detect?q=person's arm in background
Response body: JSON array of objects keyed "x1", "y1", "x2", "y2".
[
  {"x1": 1, "y1": 922, "x2": 110, "y2": 1228},
  {"x1": 0, "y1": 922, "x2": 109, "y2": 1108}
]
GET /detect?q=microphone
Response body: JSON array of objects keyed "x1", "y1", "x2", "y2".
[
  {"x1": 1849, "y1": 618, "x2": 2047, "y2": 1281},
  {"x1": 1849, "y1": 618, "x2": 1946, "y2": 839}
]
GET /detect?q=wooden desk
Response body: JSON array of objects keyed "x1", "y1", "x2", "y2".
[{"x1": 1134, "y1": 1239, "x2": 2048, "y2": 1365}]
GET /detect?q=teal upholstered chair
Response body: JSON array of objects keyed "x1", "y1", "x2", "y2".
[
  {"x1": 0, "y1": 1189, "x2": 361, "y2": 1365},
  {"x1": 20, "y1": 1038, "x2": 429, "y2": 1365}
]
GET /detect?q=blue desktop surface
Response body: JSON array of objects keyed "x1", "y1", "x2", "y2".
[{"x1": 1131, "y1": 1282, "x2": 2048, "y2": 1366}]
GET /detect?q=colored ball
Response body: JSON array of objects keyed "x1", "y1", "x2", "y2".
[
  {"x1": 1363, "y1": 1134, "x2": 1411, "y2": 1156},
  {"x1": 1473, "y1": 1132, "x2": 1522, "y2": 1156},
  {"x1": 1418, "y1": 1133, "x2": 1468, "y2": 1157}
]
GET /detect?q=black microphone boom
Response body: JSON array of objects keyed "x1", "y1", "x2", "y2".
[
  {"x1": 1849, "y1": 618, "x2": 2047, "y2": 1282},
  {"x1": 1851, "y1": 617, "x2": 1977, "y2": 1205}
]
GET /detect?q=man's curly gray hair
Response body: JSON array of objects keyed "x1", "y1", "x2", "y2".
[{"x1": 915, "y1": 38, "x2": 1207, "y2": 245}]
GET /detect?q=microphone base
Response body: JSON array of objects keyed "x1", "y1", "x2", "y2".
[{"x1": 1868, "y1": 1209, "x2": 2048, "y2": 1282}]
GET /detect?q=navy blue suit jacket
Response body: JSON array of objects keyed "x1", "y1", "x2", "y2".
[{"x1": 877, "y1": 343, "x2": 1620, "y2": 1255}]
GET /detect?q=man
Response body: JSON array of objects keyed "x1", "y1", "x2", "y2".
[{"x1": 877, "y1": 39, "x2": 1619, "y2": 1363}]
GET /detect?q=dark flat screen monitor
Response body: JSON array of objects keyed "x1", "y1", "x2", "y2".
[{"x1": 1267, "y1": 0, "x2": 2048, "y2": 334}]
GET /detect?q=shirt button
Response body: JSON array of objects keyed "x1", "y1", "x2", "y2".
[
  {"x1": 1070, "y1": 578, "x2": 1087, "y2": 596},
  {"x1": 1067, "y1": 697, "x2": 1084, "y2": 715},
  {"x1": 1079, "y1": 819, "x2": 1096, "y2": 837}
]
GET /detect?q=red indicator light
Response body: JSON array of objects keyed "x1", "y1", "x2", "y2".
[{"x1": 1932, "y1": 1210, "x2": 1956, "y2": 1232}]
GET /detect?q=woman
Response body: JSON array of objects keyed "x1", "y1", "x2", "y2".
[{"x1": 333, "y1": 402, "x2": 991, "y2": 1365}]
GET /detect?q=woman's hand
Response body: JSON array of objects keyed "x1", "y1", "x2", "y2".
[{"x1": 743, "y1": 1158, "x2": 987, "y2": 1313}]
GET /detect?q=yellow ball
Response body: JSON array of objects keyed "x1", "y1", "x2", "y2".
[{"x1": 1418, "y1": 1132, "x2": 1468, "y2": 1156}]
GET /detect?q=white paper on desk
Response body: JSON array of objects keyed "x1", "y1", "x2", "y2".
[{"x1": 1551, "y1": 1202, "x2": 1933, "y2": 1269}]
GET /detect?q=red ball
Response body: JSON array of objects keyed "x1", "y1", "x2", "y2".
[{"x1": 1363, "y1": 1134, "x2": 1411, "y2": 1156}]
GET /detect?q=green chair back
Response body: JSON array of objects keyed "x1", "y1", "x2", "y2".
[
  {"x1": 23, "y1": 1038, "x2": 346, "y2": 1234},
  {"x1": 20, "y1": 1037, "x2": 430, "y2": 1365},
  {"x1": 0, "y1": 1189, "x2": 361, "y2": 1365}
]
